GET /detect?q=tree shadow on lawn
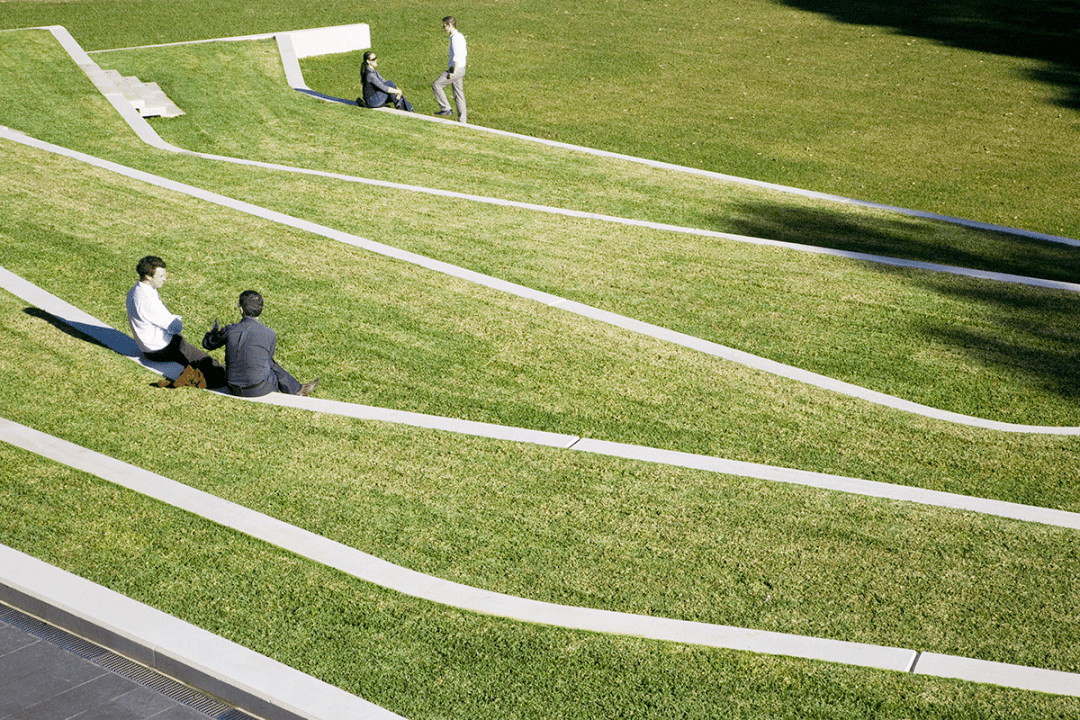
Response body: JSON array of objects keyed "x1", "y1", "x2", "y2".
[
  {"x1": 725, "y1": 202, "x2": 1080, "y2": 408},
  {"x1": 725, "y1": 200, "x2": 1080, "y2": 284},
  {"x1": 777, "y1": 0, "x2": 1080, "y2": 110},
  {"x1": 915, "y1": 277, "x2": 1080, "y2": 406}
]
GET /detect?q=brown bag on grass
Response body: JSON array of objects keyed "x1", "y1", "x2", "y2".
[{"x1": 155, "y1": 363, "x2": 208, "y2": 389}]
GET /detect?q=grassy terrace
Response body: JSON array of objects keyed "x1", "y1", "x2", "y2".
[
  {"x1": 4, "y1": 266, "x2": 1080, "y2": 719},
  {"x1": 4, "y1": 31, "x2": 1080, "y2": 431},
  {"x1": 2, "y1": 1, "x2": 1080, "y2": 717},
  {"x1": 4, "y1": 122, "x2": 1080, "y2": 512}
]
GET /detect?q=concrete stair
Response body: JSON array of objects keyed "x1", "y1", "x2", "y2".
[{"x1": 84, "y1": 66, "x2": 184, "y2": 118}]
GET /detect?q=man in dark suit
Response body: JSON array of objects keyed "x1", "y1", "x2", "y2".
[{"x1": 202, "y1": 290, "x2": 318, "y2": 398}]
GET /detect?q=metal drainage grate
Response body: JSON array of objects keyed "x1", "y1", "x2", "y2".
[{"x1": 0, "y1": 602, "x2": 260, "y2": 720}]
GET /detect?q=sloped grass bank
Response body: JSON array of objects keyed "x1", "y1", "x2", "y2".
[
  {"x1": 4, "y1": 440, "x2": 1078, "y2": 719},
  {"x1": 1, "y1": 289, "x2": 1079, "y2": 678},
  {"x1": 2, "y1": 0, "x2": 1077, "y2": 240},
  {"x1": 101, "y1": 39, "x2": 1080, "y2": 284},
  {"x1": 3, "y1": 139, "x2": 1080, "y2": 511},
  {"x1": 3, "y1": 32, "x2": 1079, "y2": 427}
]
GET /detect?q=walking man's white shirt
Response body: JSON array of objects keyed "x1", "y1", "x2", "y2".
[{"x1": 432, "y1": 16, "x2": 467, "y2": 123}]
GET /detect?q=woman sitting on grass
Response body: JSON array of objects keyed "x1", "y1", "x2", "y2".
[{"x1": 359, "y1": 51, "x2": 414, "y2": 112}]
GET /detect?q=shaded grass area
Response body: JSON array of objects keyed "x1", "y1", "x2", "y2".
[
  {"x1": 2, "y1": 290, "x2": 1080, "y2": 679},
  {"x1": 4, "y1": 443, "x2": 1079, "y2": 720},
  {"x1": 2, "y1": 32, "x2": 1079, "y2": 426},
  {"x1": 3, "y1": 139, "x2": 1080, "y2": 513}
]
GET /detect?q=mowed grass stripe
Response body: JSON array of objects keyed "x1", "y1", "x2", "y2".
[
  {"x1": 6, "y1": 412, "x2": 1080, "y2": 700},
  {"x1": 7, "y1": 261, "x2": 1080, "y2": 533},
  {"x1": 4, "y1": 439, "x2": 1079, "y2": 719},
  {"x1": 1, "y1": 255, "x2": 1079, "y2": 676},
  {"x1": 9, "y1": 123, "x2": 1080, "y2": 437}
]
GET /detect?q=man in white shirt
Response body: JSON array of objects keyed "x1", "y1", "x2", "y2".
[
  {"x1": 432, "y1": 15, "x2": 467, "y2": 123},
  {"x1": 126, "y1": 255, "x2": 220, "y2": 374}
]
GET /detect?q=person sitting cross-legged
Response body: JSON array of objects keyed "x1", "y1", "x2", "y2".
[
  {"x1": 359, "y1": 51, "x2": 414, "y2": 112},
  {"x1": 202, "y1": 290, "x2": 318, "y2": 398}
]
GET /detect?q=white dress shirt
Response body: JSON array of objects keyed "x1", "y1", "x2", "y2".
[
  {"x1": 126, "y1": 281, "x2": 182, "y2": 353},
  {"x1": 448, "y1": 29, "x2": 467, "y2": 69}
]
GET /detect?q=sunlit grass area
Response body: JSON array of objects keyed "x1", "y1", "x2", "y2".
[
  {"x1": 3, "y1": 137, "x2": 1080, "y2": 509},
  {"x1": 5, "y1": 435, "x2": 1079, "y2": 719},
  {"x1": 3, "y1": 31, "x2": 1079, "y2": 427},
  {"x1": 1, "y1": 2, "x2": 1080, "y2": 717}
]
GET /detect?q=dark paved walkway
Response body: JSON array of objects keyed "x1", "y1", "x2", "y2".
[{"x1": 0, "y1": 612, "x2": 236, "y2": 720}]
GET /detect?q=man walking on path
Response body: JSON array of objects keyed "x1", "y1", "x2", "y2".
[
  {"x1": 202, "y1": 290, "x2": 317, "y2": 398},
  {"x1": 432, "y1": 16, "x2": 467, "y2": 123}
]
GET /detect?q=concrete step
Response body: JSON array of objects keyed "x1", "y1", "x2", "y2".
[{"x1": 96, "y1": 69, "x2": 184, "y2": 117}]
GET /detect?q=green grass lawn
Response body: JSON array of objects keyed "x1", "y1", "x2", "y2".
[
  {"x1": 6, "y1": 438, "x2": 1079, "y2": 720},
  {"x1": 4, "y1": 0, "x2": 1075, "y2": 240},
  {"x1": 2, "y1": 288, "x2": 1080, "y2": 718},
  {"x1": 1, "y1": 2, "x2": 1080, "y2": 717},
  {"x1": 3, "y1": 135, "x2": 1080, "y2": 513},
  {"x1": 3, "y1": 31, "x2": 1079, "y2": 430}
]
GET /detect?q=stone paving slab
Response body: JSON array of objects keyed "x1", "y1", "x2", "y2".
[{"x1": 0, "y1": 614, "x2": 211, "y2": 720}]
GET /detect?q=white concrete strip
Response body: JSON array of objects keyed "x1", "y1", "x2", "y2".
[
  {"x1": 425, "y1": 125, "x2": 1080, "y2": 248},
  {"x1": 3, "y1": 417, "x2": 1080, "y2": 696},
  {"x1": 147, "y1": 141, "x2": 1080, "y2": 294},
  {"x1": 285, "y1": 23, "x2": 370, "y2": 59},
  {"x1": 262, "y1": 393, "x2": 580, "y2": 448},
  {"x1": 553, "y1": 300, "x2": 1080, "y2": 435},
  {"x1": 569, "y1": 439, "x2": 1080, "y2": 531},
  {"x1": 275, "y1": 30, "x2": 307, "y2": 91},
  {"x1": 4, "y1": 127, "x2": 1077, "y2": 436},
  {"x1": 0, "y1": 544, "x2": 405, "y2": 720},
  {"x1": 914, "y1": 653, "x2": 1080, "y2": 697},
  {"x1": 4, "y1": 264, "x2": 1080, "y2": 532}
]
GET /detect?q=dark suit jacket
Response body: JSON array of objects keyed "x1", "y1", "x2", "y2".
[{"x1": 203, "y1": 316, "x2": 280, "y2": 396}]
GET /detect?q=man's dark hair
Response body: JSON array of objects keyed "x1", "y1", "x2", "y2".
[
  {"x1": 136, "y1": 255, "x2": 166, "y2": 280},
  {"x1": 239, "y1": 290, "x2": 264, "y2": 317},
  {"x1": 442, "y1": 16, "x2": 457, "y2": 28}
]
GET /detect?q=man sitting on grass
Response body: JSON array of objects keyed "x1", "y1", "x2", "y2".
[
  {"x1": 202, "y1": 290, "x2": 318, "y2": 398},
  {"x1": 126, "y1": 255, "x2": 224, "y2": 387}
]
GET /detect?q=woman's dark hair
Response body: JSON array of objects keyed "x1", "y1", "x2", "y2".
[{"x1": 362, "y1": 51, "x2": 376, "y2": 74}]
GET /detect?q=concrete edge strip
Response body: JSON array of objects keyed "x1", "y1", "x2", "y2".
[
  {"x1": 4, "y1": 128, "x2": 1077, "y2": 436},
  {"x1": 5, "y1": 417, "x2": 1080, "y2": 698},
  {"x1": 173, "y1": 139, "x2": 1080, "y2": 295},
  {"x1": 2, "y1": 262, "x2": 1080, "y2": 532},
  {"x1": 0, "y1": 543, "x2": 405, "y2": 720}
]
